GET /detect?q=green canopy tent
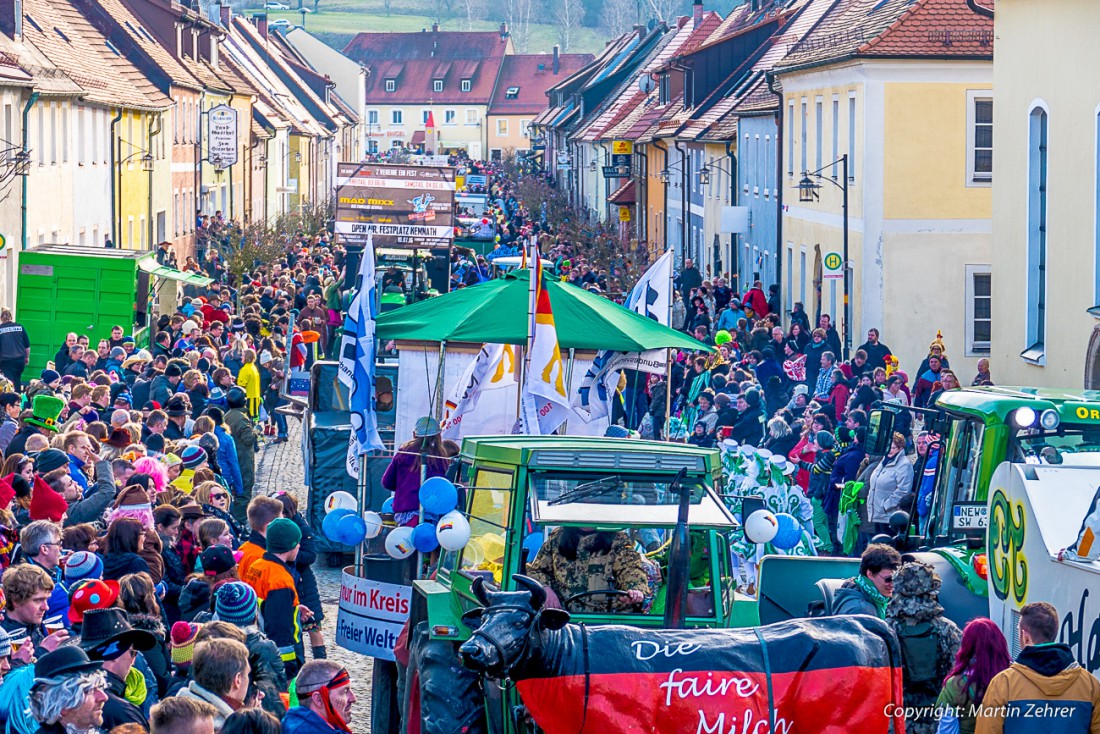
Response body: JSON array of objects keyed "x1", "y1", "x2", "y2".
[{"x1": 376, "y1": 270, "x2": 706, "y2": 352}]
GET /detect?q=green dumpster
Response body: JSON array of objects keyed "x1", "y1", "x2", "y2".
[{"x1": 16, "y1": 245, "x2": 212, "y2": 377}]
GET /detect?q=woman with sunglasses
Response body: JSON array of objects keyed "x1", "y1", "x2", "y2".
[
  {"x1": 832, "y1": 542, "x2": 902, "y2": 619},
  {"x1": 192, "y1": 481, "x2": 243, "y2": 546}
]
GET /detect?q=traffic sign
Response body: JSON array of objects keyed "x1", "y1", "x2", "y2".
[{"x1": 824, "y1": 252, "x2": 843, "y2": 271}]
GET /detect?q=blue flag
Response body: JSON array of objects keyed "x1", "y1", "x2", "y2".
[{"x1": 338, "y1": 236, "x2": 384, "y2": 478}]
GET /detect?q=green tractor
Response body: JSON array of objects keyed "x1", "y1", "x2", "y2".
[
  {"x1": 392, "y1": 435, "x2": 756, "y2": 734},
  {"x1": 758, "y1": 386, "x2": 1100, "y2": 638}
]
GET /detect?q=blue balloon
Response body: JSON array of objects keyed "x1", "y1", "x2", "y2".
[
  {"x1": 419, "y1": 477, "x2": 458, "y2": 516},
  {"x1": 381, "y1": 496, "x2": 394, "y2": 514},
  {"x1": 771, "y1": 513, "x2": 803, "y2": 550},
  {"x1": 412, "y1": 522, "x2": 439, "y2": 553},
  {"x1": 336, "y1": 514, "x2": 367, "y2": 546},
  {"x1": 522, "y1": 532, "x2": 544, "y2": 559},
  {"x1": 322, "y1": 508, "x2": 355, "y2": 543}
]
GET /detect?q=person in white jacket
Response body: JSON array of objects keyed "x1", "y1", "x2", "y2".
[{"x1": 867, "y1": 431, "x2": 914, "y2": 535}]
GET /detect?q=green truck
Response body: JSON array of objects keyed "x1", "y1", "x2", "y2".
[
  {"x1": 395, "y1": 435, "x2": 755, "y2": 734},
  {"x1": 759, "y1": 386, "x2": 1100, "y2": 663}
]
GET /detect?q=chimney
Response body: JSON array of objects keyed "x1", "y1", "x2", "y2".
[
  {"x1": 499, "y1": 22, "x2": 508, "y2": 39},
  {"x1": 431, "y1": 22, "x2": 438, "y2": 32},
  {"x1": 693, "y1": 0, "x2": 703, "y2": 27},
  {"x1": 219, "y1": 3, "x2": 231, "y2": 27},
  {"x1": 255, "y1": 12, "x2": 268, "y2": 39},
  {"x1": 552, "y1": 44, "x2": 560, "y2": 74}
]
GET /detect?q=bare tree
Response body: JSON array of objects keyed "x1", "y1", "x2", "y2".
[
  {"x1": 502, "y1": 0, "x2": 533, "y2": 52},
  {"x1": 554, "y1": 0, "x2": 585, "y2": 51},
  {"x1": 644, "y1": 0, "x2": 679, "y2": 23},
  {"x1": 459, "y1": 0, "x2": 477, "y2": 30},
  {"x1": 601, "y1": 0, "x2": 635, "y2": 39}
]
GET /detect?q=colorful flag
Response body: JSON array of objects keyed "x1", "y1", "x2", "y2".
[
  {"x1": 440, "y1": 343, "x2": 517, "y2": 439},
  {"x1": 518, "y1": 254, "x2": 573, "y2": 434},
  {"x1": 574, "y1": 250, "x2": 673, "y2": 422},
  {"x1": 338, "y1": 236, "x2": 384, "y2": 478}
]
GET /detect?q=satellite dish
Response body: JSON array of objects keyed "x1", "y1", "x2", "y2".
[{"x1": 638, "y1": 75, "x2": 655, "y2": 94}]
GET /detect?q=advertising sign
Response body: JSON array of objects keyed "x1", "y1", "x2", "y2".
[
  {"x1": 335, "y1": 163, "x2": 455, "y2": 250},
  {"x1": 335, "y1": 568, "x2": 411, "y2": 660},
  {"x1": 612, "y1": 140, "x2": 633, "y2": 155},
  {"x1": 207, "y1": 104, "x2": 238, "y2": 167}
]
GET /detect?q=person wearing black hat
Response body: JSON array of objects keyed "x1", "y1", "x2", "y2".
[
  {"x1": 164, "y1": 398, "x2": 191, "y2": 441},
  {"x1": 150, "y1": 363, "x2": 182, "y2": 408},
  {"x1": 80, "y1": 608, "x2": 156, "y2": 730},
  {"x1": 729, "y1": 390, "x2": 766, "y2": 447},
  {"x1": 29, "y1": 646, "x2": 108, "y2": 734}
]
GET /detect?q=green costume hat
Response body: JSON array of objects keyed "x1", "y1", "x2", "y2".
[{"x1": 26, "y1": 394, "x2": 64, "y2": 433}]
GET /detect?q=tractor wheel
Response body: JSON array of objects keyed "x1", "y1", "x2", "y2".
[{"x1": 405, "y1": 621, "x2": 487, "y2": 734}]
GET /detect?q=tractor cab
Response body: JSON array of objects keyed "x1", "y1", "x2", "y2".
[{"x1": 413, "y1": 436, "x2": 754, "y2": 641}]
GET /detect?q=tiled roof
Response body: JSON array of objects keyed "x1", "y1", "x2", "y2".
[
  {"x1": 21, "y1": 0, "x2": 171, "y2": 109},
  {"x1": 85, "y1": 0, "x2": 203, "y2": 93},
  {"x1": 488, "y1": 53, "x2": 593, "y2": 116},
  {"x1": 345, "y1": 30, "x2": 510, "y2": 104},
  {"x1": 778, "y1": 0, "x2": 992, "y2": 72},
  {"x1": 608, "y1": 178, "x2": 635, "y2": 204},
  {"x1": 0, "y1": 32, "x2": 79, "y2": 94}
]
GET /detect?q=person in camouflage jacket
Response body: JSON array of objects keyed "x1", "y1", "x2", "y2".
[
  {"x1": 526, "y1": 527, "x2": 650, "y2": 613},
  {"x1": 886, "y1": 561, "x2": 963, "y2": 734}
]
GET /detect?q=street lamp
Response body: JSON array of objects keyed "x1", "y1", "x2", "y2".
[
  {"x1": 799, "y1": 154, "x2": 850, "y2": 359},
  {"x1": 589, "y1": 158, "x2": 597, "y2": 172},
  {"x1": 698, "y1": 158, "x2": 738, "y2": 287}
]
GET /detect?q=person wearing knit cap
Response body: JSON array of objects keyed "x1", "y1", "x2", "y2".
[
  {"x1": 0, "y1": 627, "x2": 12, "y2": 684},
  {"x1": 240, "y1": 517, "x2": 306, "y2": 678},
  {"x1": 170, "y1": 445, "x2": 207, "y2": 495},
  {"x1": 169, "y1": 620, "x2": 200, "y2": 676},
  {"x1": 63, "y1": 551, "x2": 104, "y2": 585},
  {"x1": 214, "y1": 582, "x2": 257, "y2": 627}
]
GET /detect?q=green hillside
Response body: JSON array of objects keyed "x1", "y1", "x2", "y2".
[{"x1": 260, "y1": 0, "x2": 613, "y2": 56}]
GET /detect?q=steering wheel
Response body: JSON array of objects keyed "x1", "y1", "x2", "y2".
[{"x1": 563, "y1": 589, "x2": 640, "y2": 613}]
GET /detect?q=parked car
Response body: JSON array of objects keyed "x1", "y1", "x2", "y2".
[
  {"x1": 264, "y1": 2, "x2": 289, "y2": 9},
  {"x1": 271, "y1": 18, "x2": 290, "y2": 27}
]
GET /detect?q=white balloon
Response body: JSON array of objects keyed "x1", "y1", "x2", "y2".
[
  {"x1": 435, "y1": 510, "x2": 471, "y2": 551},
  {"x1": 325, "y1": 491, "x2": 358, "y2": 513},
  {"x1": 744, "y1": 509, "x2": 779, "y2": 545},
  {"x1": 362, "y1": 511, "x2": 384, "y2": 539},
  {"x1": 385, "y1": 526, "x2": 416, "y2": 559}
]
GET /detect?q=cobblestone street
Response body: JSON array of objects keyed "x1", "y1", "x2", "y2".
[{"x1": 254, "y1": 415, "x2": 375, "y2": 727}]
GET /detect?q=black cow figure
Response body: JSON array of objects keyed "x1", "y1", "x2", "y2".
[{"x1": 459, "y1": 575, "x2": 905, "y2": 734}]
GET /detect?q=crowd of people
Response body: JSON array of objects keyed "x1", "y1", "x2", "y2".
[{"x1": 0, "y1": 230, "x2": 363, "y2": 734}]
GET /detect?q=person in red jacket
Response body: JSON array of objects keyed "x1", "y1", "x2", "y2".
[
  {"x1": 742, "y1": 280, "x2": 770, "y2": 319},
  {"x1": 199, "y1": 294, "x2": 230, "y2": 326}
]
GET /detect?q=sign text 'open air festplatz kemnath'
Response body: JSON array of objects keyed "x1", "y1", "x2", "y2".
[{"x1": 334, "y1": 163, "x2": 456, "y2": 249}]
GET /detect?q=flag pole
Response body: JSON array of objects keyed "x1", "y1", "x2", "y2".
[
  {"x1": 664, "y1": 243, "x2": 675, "y2": 441},
  {"x1": 560, "y1": 347, "x2": 575, "y2": 434}
]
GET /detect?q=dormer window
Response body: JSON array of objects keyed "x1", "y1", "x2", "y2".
[
  {"x1": 433, "y1": 79, "x2": 443, "y2": 93},
  {"x1": 505, "y1": 86, "x2": 520, "y2": 99},
  {"x1": 461, "y1": 79, "x2": 471, "y2": 92},
  {"x1": 385, "y1": 79, "x2": 396, "y2": 92}
]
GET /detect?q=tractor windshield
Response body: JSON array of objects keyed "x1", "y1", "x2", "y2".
[{"x1": 1013, "y1": 424, "x2": 1100, "y2": 464}]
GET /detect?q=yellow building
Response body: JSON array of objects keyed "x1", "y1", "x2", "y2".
[
  {"x1": 486, "y1": 52, "x2": 593, "y2": 162},
  {"x1": 774, "y1": 0, "x2": 994, "y2": 375},
  {"x1": 990, "y1": 0, "x2": 1100, "y2": 387}
]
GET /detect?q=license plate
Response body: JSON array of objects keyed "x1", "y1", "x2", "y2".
[{"x1": 953, "y1": 503, "x2": 988, "y2": 530}]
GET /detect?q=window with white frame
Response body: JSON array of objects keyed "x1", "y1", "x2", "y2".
[
  {"x1": 368, "y1": 110, "x2": 379, "y2": 125},
  {"x1": 433, "y1": 79, "x2": 443, "y2": 93},
  {"x1": 967, "y1": 92, "x2": 993, "y2": 185},
  {"x1": 831, "y1": 96, "x2": 839, "y2": 177},
  {"x1": 965, "y1": 265, "x2": 992, "y2": 356},
  {"x1": 385, "y1": 79, "x2": 396, "y2": 92},
  {"x1": 496, "y1": 119, "x2": 507, "y2": 136},
  {"x1": 848, "y1": 92, "x2": 857, "y2": 181},
  {"x1": 422, "y1": 110, "x2": 431, "y2": 124},
  {"x1": 1024, "y1": 105, "x2": 1048, "y2": 362},
  {"x1": 815, "y1": 96, "x2": 822, "y2": 170},
  {"x1": 392, "y1": 109, "x2": 403, "y2": 124},
  {"x1": 367, "y1": 139, "x2": 378, "y2": 153},
  {"x1": 800, "y1": 98, "x2": 807, "y2": 173},
  {"x1": 465, "y1": 109, "x2": 477, "y2": 125},
  {"x1": 787, "y1": 99, "x2": 795, "y2": 175},
  {"x1": 445, "y1": 109, "x2": 456, "y2": 125},
  {"x1": 461, "y1": 79, "x2": 471, "y2": 92},
  {"x1": 521, "y1": 119, "x2": 531, "y2": 137}
]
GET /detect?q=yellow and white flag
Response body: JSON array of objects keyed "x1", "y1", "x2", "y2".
[
  {"x1": 440, "y1": 343, "x2": 517, "y2": 439},
  {"x1": 518, "y1": 278, "x2": 574, "y2": 435}
]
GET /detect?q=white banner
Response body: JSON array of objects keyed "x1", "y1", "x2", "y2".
[
  {"x1": 207, "y1": 104, "x2": 238, "y2": 167},
  {"x1": 335, "y1": 569, "x2": 411, "y2": 660},
  {"x1": 440, "y1": 343, "x2": 517, "y2": 439},
  {"x1": 334, "y1": 221, "x2": 453, "y2": 239}
]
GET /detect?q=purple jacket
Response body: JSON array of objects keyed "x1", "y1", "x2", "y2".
[{"x1": 381, "y1": 449, "x2": 449, "y2": 514}]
